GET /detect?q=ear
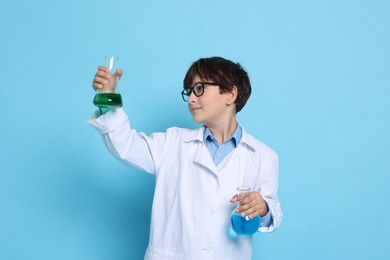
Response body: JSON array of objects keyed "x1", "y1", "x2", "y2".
[{"x1": 225, "y1": 85, "x2": 238, "y2": 106}]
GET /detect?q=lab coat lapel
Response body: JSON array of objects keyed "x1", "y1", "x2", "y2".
[
  {"x1": 183, "y1": 126, "x2": 218, "y2": 174},
  {"x1": 193, "y1": 143, "x2": 217, "y2": 174}
]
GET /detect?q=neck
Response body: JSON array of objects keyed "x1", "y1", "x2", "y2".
[{"x1": 207, "y1": 118, "x2": 238, "y2": 145}]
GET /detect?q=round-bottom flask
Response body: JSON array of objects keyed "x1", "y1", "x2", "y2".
[{"x1": 230, "y1": 186, "x2": 261, "y2": 235}]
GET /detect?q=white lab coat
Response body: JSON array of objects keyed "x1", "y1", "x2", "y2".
[{"x1": 88, "y1": 108, "x2": 282, "y2": 260}]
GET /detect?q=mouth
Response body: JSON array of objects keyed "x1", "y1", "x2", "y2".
[{"x1": 189, "y1": 106, "x2": 202, "y2": 113}]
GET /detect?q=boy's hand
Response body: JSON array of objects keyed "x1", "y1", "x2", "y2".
[
  {"x1": 92, "y1": 66, "x2": 123, "y2": 92},
  {"x1": 230, "y1": 192, "x2": 269, "y2": 219}
]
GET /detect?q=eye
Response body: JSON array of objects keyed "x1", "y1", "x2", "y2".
[{"x1": 193, "y1": 83, "x2": 203, "y2": 95}]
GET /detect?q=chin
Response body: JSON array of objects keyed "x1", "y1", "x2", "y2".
[{"x1": 191, "y1": 116, "x2": 204, "y2": 124}]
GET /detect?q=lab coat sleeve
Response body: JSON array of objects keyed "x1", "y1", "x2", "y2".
[
  {"x1": 258, "y1": 151, "x2": 283, "y2": 233},
  {"x1": 87, "y1": 108, "x2": 167, "y2": 174}
]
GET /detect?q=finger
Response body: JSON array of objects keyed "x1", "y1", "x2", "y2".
[
  {"x1": 249, "y1": 201, "x2": 269, "y2": 218},
  {"x1": 92, "y1": 75, "x2": 109, "y2": 90},
  {"x1": 247, "y1": 209, "x2": 261, "y2": 219},
  {"x1": 242, "y1": 199, "x2": 269, "y2": 218},
  {"x1": 92, "y1": 82, "x2": 103, "y2": 90},
  {"x1": 96, "y1": 70, "x2": 111, "y2": 79},
  {"x1": 243, "y1": 204, "x2": 262, "y2": 216},
  {"x1": 239, "y1": 192, "x2": 260, "y2": 206},
  {"x1": 93, "y1": 76, "x2": 108, "y2": 85},
  {"x1": 237, "y1": 194, "x2": 262, "y2": 212},
  {"x1": 97, "y1": 65, "x2": 110, "y2": 72},
  {"x1": 237, "y1": 200, "x2": 259, "y2": 213},
  {"x1": 239, "y1": 202, "x2": 264, "y2": 218}
]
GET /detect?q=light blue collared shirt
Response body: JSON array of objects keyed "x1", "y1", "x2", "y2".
[
  {"x1": 203, "y1": 125, "x2": 242, "y2": 166},
  {"x1": 203, "y1": 125, "x2": 272, "y2": 228}
]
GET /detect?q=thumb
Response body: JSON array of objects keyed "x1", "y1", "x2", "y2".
[
  {"x1": 230, "y1": 194, "x2": 238, "y2": 203},
  {"x1": 116, "y1": 68, "x2": 123, "y2": 79}
]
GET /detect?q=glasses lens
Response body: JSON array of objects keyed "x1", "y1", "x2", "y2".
[
  {"x1": 181, "y1": 89, "x2": 189, "y2": 101},
  {"x1": 193, "y1": 83, "x2": 204, "y2": 96}
]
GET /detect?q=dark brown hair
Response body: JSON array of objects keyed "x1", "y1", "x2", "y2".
[{"x1": 183, "y1": 56, "x2": 251, "y2": 113}]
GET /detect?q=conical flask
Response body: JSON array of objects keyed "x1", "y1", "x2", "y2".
[{"x1": 93, "y1": 55, "x2": 123, "y2": 108}]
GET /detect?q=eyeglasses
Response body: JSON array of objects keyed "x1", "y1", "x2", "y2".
[{"x1": 181, "y1": 82, "x2": 220, "y2": 102}]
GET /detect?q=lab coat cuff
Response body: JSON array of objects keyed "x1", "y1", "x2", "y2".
[
  {"x1": 259, "y1": 199, "x2": 281, "y2": 233},
  {"x1": 260, "y1": 206, "x2": 272, "y2": 228},
  {"x1": 87, "y1": 107, "x2": 128, "y2": 134}
]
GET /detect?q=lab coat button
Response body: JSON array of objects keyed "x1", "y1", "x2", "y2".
[
  {"x1": 209, "y1": 210, "x2": 215, "y2": 217},
  {"x1": 204, "y1": 247, "x2": 212, "y2": 254}
]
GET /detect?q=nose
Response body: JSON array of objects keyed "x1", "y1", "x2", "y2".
[{"x1": 188, "y1": 91, "x2": 197, "y2": 103}]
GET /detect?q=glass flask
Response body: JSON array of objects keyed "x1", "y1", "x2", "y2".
[
  {"x1": 93, "y1": 55, "x2": 123, "y2": 108},
  {"x1": 230, "y1": 186, "x2": 261, "y2": 235}
]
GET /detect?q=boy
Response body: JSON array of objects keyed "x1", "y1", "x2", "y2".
[{"x1": 88, "y1": 57, "x2": 282, "y2": 259}]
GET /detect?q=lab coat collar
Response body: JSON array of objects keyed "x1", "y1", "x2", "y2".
[
  {"x1": 239, "y1": 126, "x2": 257, "y2": 151},
  {"x1": 182, "y1": 125, "x2": 257, "y2": 174},
  {"x1": 183, "y1": 125, "x2": 207, "y2": 144},
  {"x1": 183, "y1": 125, "x2": 257, "y2": 151}
]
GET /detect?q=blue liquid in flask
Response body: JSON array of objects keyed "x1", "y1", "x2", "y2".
[{"x1": 230, "y1": 213, "x2": 261, "y2": 235}]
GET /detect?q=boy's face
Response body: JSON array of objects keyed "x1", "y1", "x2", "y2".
[{"x1": 187, "y1": 75, "x2": 235, "y2": 127}]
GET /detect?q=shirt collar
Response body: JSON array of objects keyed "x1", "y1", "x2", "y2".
[{"x1": 203, "y1": 124, "x2": 242, "y2": 147}]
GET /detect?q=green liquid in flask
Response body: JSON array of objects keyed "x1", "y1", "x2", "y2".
[{"x1": 93, "y1": 93, "x2": 122, "y2": 108}]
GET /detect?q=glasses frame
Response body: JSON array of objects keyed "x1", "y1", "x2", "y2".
[{"x1": 181, "y1": 82, "x2": 220, "y2": 102}]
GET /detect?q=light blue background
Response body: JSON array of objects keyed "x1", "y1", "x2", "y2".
[{"x1": 1, "y1": 0, "x2": 389, "y2": 259}]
